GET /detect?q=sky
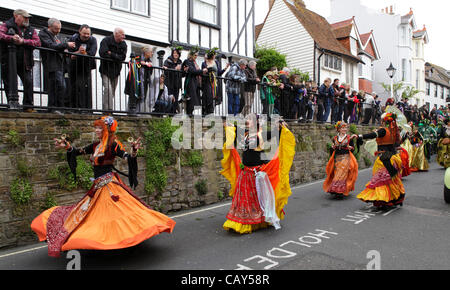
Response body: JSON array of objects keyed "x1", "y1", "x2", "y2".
[{"x1": 255, "y1": 0, "x2": 450, "y2": 70}]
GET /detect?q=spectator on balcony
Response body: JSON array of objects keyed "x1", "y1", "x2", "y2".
[
  {"x1": 68, "y1": 24, "x2": 97, "y2": 111},
  {"x1": 39, "y1": 18, "x2": 75, "y2": 114},
  {"x1": 163, "y1": 47, "x2": 183, "y2": 114},
  {"x1": 139, "y1": 45, "x2": 155, "y2": 113},
  {"x1": 201, "y1": 47, "x2": 220, "y2": 115},
  {"x1": 317, "y1": 78, "x2": 334, "y2": 123},
  {"x1": 99, "y1": 27, "x2": 127, "y2": 112},
  {"x1": 226, "y1": 59, "x2": 247, "y2": 116},
  {"x1": 181, "y1": 46, "x2": 208, "y2": 116},
  {"x1": 0, "y1": 9, "x2": 41, "y2": 112},
  {"x1": 153, "y1": 74, "x2": 175, "y2": 114},
  {"x1": 362, "y1": 91, "x2": 375, "y2": 125},
  {"x1": 242, "y1": 60, "x2": 259, "y2": 117}
]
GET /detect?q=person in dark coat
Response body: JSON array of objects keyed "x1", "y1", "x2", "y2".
[
  {"x1": 278, "y1": 68, "x2": 293, "y2": 119},
  {"x1": 201, "y1": 47, "x2": 220, "y2": 116},
  {"x1": 99, "y1": 28, "x2": 127, "y2": 111},
  {"x1": 124, "y1": 53, "x2": 144, "y2": 115},
  {"x1": 68, "y1": 24, "x2": 97, "y2": 110},
  {"x1": 163, "y1": 47, "x2": 183, "y2": 113},
  {"x1": 182, "y1": 46, "x2": 208, "y2": 116},
  {"x1": 39, "y1": 18, "x2": 75, "y2": 112},
  {"x1": 242, "y1": 60, "x2": 260, "y2": 116},
  {"x1": 0, "y1": 9, "x2": 41, "y2": 111}
]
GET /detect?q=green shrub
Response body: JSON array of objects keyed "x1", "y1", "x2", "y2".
[
  {"x1": 6, "y1": 130, "x2": 23, "y2": 148},
  {"x1": 48, "y1": 157, "x2": 93, "y2": 191},
  {"x1": 144, "y1": 118, "x2": 179, "y2": 195},
  {"x1": 43, "y1": 192, "x2": 58, "y2": 210},
  {"x1": 10, "y1": 178, "x2": 33, "y2": 205},
  {"x1": 254, "y1": 45, "x2": 287, "y2": 77},
  {"x1": 195, "y1": 179, "x2": 208, "y2": 196}
]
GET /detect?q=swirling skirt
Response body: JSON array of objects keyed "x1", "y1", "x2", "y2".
[
  {"x1": 323, "y1": 152, "x2": 358, "y2": 197},
  {"x1": 357, "y1": 154, "x2": 405, "y2": 207},
  {"x1": 31, "y1": 173, "x2": 175, "y2": 257},
  {"x1": 223, "y1": 167, "x2": 269, "y2": 234}
]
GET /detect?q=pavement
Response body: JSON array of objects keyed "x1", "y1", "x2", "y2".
[{"x1": 0, "y1": 159, "x2": 449, "y2": 270}]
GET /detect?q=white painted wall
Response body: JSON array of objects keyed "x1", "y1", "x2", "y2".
[
  {"x1": 257, "y1": 0, "x2": 314, "y2": 79},
  {"x1": 329, "y1": 0, "x2": 414, "y2": 102},
  {"x1": 3, "y1": 0, "x2": 169, "y2": 44}
]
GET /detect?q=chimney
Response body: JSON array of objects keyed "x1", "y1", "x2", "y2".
[
  {"x1": 390, "y1": 5, "x2": 393, "y2": 14},
  {"x1": 293, "y1": 0, "x2": 306, "y2": 9}
]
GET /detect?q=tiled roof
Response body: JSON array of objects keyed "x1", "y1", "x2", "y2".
[
  {"x1": 425, "y1": 62, "x2": 450, "y2": 88},
  {"x1": 282, "y1": 0, "x2": 361, "y2": 62}
]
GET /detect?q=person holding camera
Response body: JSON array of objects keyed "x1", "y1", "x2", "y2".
[{"x1": 0, "y1": 9, "x2": 41, "y2": 112}]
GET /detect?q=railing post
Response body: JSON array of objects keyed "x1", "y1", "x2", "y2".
[
  {"x1": 7, "y1": 42, "x2": 19, "y2": 110},
  {"x1": 157, "y1": 50, "x2": 165, "y2": 67}
]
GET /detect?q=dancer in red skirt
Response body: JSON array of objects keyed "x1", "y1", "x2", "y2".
[{"x1": 221, "y1": 116, "x2": 296, "y2": 234}]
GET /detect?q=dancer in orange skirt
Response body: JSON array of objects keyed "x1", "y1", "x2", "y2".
[
  {"x1": 31, "y1": 116, "x2": 175, "y2": 257},
  {"x1": 355, "y1": 113, "x2": 405, "y2": 209},
  {"x1": 323, "y1": 122, "x2": 359, "y2": 199},
  {"x1": 221, "y1": 116, "x2": 296, "y2": 234}
]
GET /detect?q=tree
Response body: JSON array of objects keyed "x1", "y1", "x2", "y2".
[
  {"x1": 254, "y1": 45, "x2": 287, "y2": 77},
  {"x1": 380, "y1": 81, "x2": 404, "y2": 102},
  {"x1": 401, "y1": 85, "x2": 420, "y2": 100},
  {"x1": 290, "y1": 68, "x2": 310, "y2": 82}
]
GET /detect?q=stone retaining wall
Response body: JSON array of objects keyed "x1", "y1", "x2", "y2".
[{"x1": 0, "y1": 112, "x2": 377, "y2": 249}]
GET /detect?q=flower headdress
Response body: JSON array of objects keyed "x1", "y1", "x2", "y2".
[
  {"x1": 93, "y1": 116, "x2": 122, "y2": 158},
  {"x1": 188, "y1": 45, "x2": 200, "y2": 56},
  {"x1": 335, "y1": 121, "x2": 347, "y2": 131},
  {"x1": 206, "y1": 47, "x2": 219, "y2": 59},
  {"x1": 382, "y1": 112, "x2": 397, "y2": 124}
]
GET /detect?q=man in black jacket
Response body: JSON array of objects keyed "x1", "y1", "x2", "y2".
[
  {"x1": 0, "y1": 9, "x2": 41, "y2": 111},
  {"x1": 68, "y1": 24, "x2": 97, "y2": 111},
  {"x1": 242, "y1": 61, "x2": 259, "y2": 116},
  {"x1": 99, "y1": 28, "x2": 127, "y2": 111},
  {"x1": 39, "y1": 18, "x2": 75, "y2": 113}
]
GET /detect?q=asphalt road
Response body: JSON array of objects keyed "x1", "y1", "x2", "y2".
[{"x1": 0, "y1": 160, "x2": 449, "y2": 270}]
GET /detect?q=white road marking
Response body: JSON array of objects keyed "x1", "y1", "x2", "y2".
[
  {"x1": 0, "y1": 168, "x2": 372, "y2": 259},
  {"x1": 0, "y1": 245, "x2": 48, "y2": 259},
  {"x1": 382, "y1": 207, "x2": 400, "y2": 216}
]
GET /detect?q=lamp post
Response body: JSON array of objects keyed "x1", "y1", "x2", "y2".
[{"x1": 386, "y1": 62, "x2": 397, "y2": 102}]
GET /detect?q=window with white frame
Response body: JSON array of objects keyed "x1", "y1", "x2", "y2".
[
  {"x1": 323, "y1": 53, "x2": 342, "y2": 71},
  {"x1": 426, "y1": 82, "x2": 430, "y2": 95},
  {"x1": 402, "y1": 59, "x2": 407, "y2": 81},
  {"x1": 416, "y1": 69, "x2": 420, "y2": 89},
  {"x1": 191, "y1": 0, "x2": 219, "y2": 26},
  {"x1": 111, "y1": 0, "x2": 149, "y2": 16}
]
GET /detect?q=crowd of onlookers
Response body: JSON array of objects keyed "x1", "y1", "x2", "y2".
[{"x1": 1, "y1": 9, "x2": 449, "y2": 123}]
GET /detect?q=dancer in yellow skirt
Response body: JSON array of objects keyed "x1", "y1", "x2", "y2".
[
  {"x1": 355, "y1": 113, "x2": 405, "y2": 209},
  {"x1": 31, "y1": 116, "x2": 175, "y2": 257},
  {"x1": 221, "y1": 116, "x2": 296, "y2": 234}
]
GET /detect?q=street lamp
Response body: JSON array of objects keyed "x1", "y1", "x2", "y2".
[{"x1": 386, "y1": 62, "x2": 397, "y2": 101}]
